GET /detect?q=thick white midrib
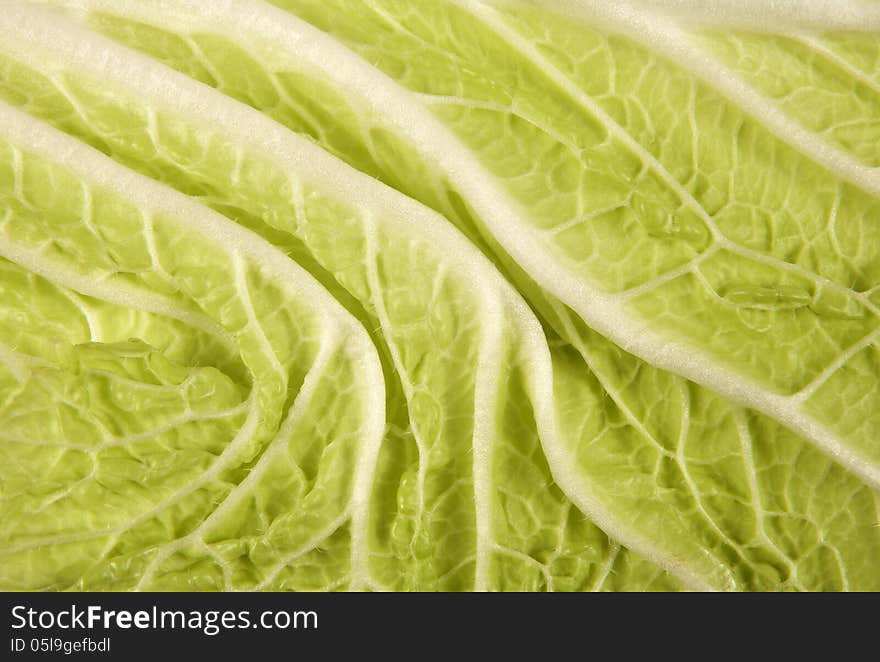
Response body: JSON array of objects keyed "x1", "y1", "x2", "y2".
[
  {"x1": 345, "y1": 338, "x2": 388, "y2": 591},
  {"x1": 0, "y1": 220, "x2": 269, "y2": 558},
  {"x1": 134, "y1": 327, "x2": 339, "y2": 591},
  {"x1": 419, "y1": 103, "x2": 880, "y2": 317},
  {"x1": 183, "y1": 0, "x2": 880, "y2": 489},
  {"x1": 1, "y1": 1, "x2": 587, "y2": 587},
  {"x1": 276, "y1": 0, "x2": 880, "y2": 490},
  {"x1": 615, "y1": 0, "x2": 880, "y2": 31},
  {"x1": 549, "y1": 0, "x2": 880, "y2": 198},
  {"x1": 53, "y1": 0, "x2": 880, "y2": 36},
  {"x1": 0, "y1": 106, "x2": 368, "y2": 357},
  {"x1": 0, "y1": 237, "x2": 235, "y2": 350},
  {"x1": 22, "y1": 0, "x2": 875, "y2": 494},
  {"x1": 0, "y1": 2, "x2": 546, "y2": 311},
  {"x1": 471, "y1": 283, "x2": 505, "y2": 591},
  {"x1": 0, "y1": 100, "x2": 387, "y2": 566},
  {"x1": 465, "y1": 2, "x2": 880, "y2": 318},
  {"x1": 8, "y1": 0, "x2": 876, "y2": 579},
  {"x1": 505, "y1": 288, "x2": 719, "y2": 591},
  {"x1": 0, "y1": 211, "x2": 234, "y2": 356}
]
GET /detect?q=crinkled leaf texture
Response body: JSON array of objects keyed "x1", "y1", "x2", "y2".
[{"x1": 0, "y1": 0, "x2": 878, "y2": 591}]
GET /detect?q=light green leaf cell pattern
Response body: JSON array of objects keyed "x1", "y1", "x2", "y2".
[{"x1": 0, "y1": 0, "x2": 877, "y2": 590}]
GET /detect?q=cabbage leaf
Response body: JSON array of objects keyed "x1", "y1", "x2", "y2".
[{"x1": 0, "y1": 0, "x2": 878, "y2": 590}]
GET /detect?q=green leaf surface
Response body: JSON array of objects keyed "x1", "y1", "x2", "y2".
[{"x1": 0, "y1": 0, "x2": 878, "y2": 590}]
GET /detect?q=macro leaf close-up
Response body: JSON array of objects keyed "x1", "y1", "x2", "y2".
[{"x1": 0, "y1": 0, "x2": 878, "y2": 592}]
